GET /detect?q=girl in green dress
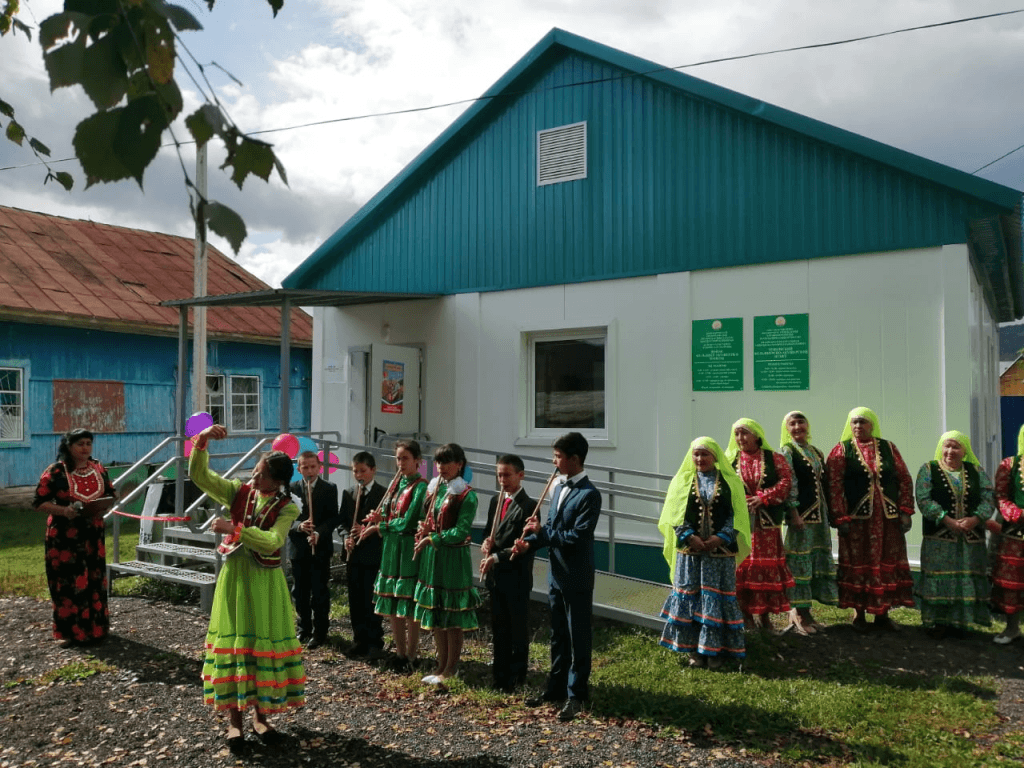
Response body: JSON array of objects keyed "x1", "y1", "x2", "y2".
[{"x1": 413, "y1": 443, "x2": 481, "y2": 684}]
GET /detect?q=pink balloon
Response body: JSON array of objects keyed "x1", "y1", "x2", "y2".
[
  {"x1": 317, "y1": 450, "x2": 340, "y2": 475},
  {"x1": 272, "y1": 433, "x2": 300, "y2": 459}
]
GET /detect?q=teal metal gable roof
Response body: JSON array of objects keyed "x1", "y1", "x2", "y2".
[{"x1": 283, "y1": 28, "x2": 1024, "y2": 320}]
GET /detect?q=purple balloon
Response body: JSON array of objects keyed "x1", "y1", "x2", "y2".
[{"x1": 186, "y1": 411, "x2": 214, "y2": 437}]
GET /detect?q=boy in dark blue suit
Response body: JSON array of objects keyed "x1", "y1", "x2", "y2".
[{"x1": 516, "y1": 432, "x2": 601, "y2": 721}]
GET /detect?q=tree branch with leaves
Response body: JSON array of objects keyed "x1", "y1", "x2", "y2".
[{"x1": 0, "y1": 0, "x2": 287, "y2": 253}]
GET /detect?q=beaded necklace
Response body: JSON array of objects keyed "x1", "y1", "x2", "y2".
[
  {"x1": 937, "y1": 461, "x2": 968, "y2": 519},
  {"x1": 62, "y1": 461, "x2": 104, "y2": 502}
]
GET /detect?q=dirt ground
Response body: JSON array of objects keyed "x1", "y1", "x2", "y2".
[{"x1": 3, "y1": 591, "x2": 1024, "y2": 768}]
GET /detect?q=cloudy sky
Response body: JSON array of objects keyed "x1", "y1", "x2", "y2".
[{"x1": 2, "y1": 0, "x2": 1023, "y2": 289}]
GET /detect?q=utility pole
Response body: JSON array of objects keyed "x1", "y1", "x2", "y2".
[{"x1": 192, "y1": 144, "x2": 209, "y2": 415}]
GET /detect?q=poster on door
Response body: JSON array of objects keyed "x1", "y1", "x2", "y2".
[{"x1": 380, "y1": 360, "x2": 405, "y2": 413}]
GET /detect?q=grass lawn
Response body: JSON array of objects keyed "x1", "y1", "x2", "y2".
[{"x1": 3, "y1": 503, "x2": 1022, "y2": 766}]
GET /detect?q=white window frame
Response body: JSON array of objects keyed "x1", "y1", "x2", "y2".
[
  {"x1": 519, "y1": 325, "x2": 615, "y2": 447},
  {"x1": 229, "y1": 375, "x2": 261, "y2": 433},
  {"x1": 0, "y1": 366, "x2": 24, "y2": 443},
  {"x1": 205, "y1": 374, "x2": 226, "y2": 430}
]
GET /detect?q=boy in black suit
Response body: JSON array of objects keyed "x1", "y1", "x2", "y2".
[
  {"x1": 339, "y1": 451, "x2": 387, "y2": 659},
  {"x1": 516, "y1": 432, "x2": 601, "y2": 721},
  {"x1": 480, "y1": 454, "x2": 535, "y2": 693},
  {"x1": 289, "y1": 451, "x2": 340, "y2": 649}
]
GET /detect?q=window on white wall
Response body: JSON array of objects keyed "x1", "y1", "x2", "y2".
[
  {"x1": 0, "y1": 367, "x2": 24, "y2": 441},
  {"x1": 230, "y1": 375, "x2": 260, "y2": 432},
  {"x1": 206, "y1": 375, "x2": 225, "y2": 428},
  {"x1": 528, "y1": 329, "x2": 607, "y2": 436}
]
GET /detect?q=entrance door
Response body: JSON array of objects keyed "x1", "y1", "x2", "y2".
[{"x1": 368, "y1": 343, "x2": 421, "y2": 443}]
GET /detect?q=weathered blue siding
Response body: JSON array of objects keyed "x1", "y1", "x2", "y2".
[
  {"x1": 285, "y1": 31, "x2": 1021, "y2": 316},
  {"x1": 0, "y1": 321, "x2": 311, "y2": 487}
]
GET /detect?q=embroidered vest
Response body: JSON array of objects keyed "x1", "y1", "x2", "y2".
[
  {"x1": 387, "y1": 476, "x2": 426, "y2": 534},
  {"x1": 226, "y1": 483, "x2": 291, "y2": 568},
  {"x1": 843, "y1": 439, "x2": 901, "y2": 520},
  {"x1": 1005, "y1": 457, "x2": 1024, "y2": 540},
  {"x1": 922, "y1": 461, "x2": 983, "y2": 542},
  {"x1": 436, "y1": 487, "x2": 473, "y2": 544},
  {"x1": 680, "y1": 474, "x2": 739, "y2": 556},
  {"x1": 732, "y1": 449, "x2": 785, "y2": 528},
  {"x1": 788, "y1": 445, "x2": 825, "y2": 524}
]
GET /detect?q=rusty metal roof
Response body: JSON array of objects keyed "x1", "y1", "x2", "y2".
[{"x1": 0, "y1": 206, "x2": 311, "y2": 345}]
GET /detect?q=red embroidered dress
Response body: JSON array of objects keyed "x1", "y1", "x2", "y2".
[
  {"x1": 190, "y1": 448, "x2": 305, "y2": 713},
  {"x1": 991, "y1": 456, "x2": 1024, "y2": 614},
  {"x1": 34, "y1": 460, "x2": 115, "y2": 643},
  {"x1": 733, "y1": 449, "x2": 795, "y2": 615},
  {"x1": 825, "y1": 438, "x2": 915, "y2": 614}
]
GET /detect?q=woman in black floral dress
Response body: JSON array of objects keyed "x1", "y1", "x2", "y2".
[{"x1": 33, "y1": 428, "x2": 116, "y2": 647}]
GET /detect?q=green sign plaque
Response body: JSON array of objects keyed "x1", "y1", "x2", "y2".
[
  {"x1": 753, "y1": 314, "x2": 809, "y2": 391},
  {"x1": 692, "y1": 318, "x2": 743, "y2": 391}
]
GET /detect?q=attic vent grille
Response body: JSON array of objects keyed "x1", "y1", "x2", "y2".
[{"x1": 537, "y1": 121, "x2": 587, "y2": 186}]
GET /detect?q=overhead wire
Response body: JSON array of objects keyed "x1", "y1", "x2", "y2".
[{"x1": 1, "y1": 8, "x2": 1022, "y2": 176}]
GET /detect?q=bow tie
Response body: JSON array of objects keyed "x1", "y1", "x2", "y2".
[{"x1": 563, "y1": 480, "x2": 575, "y2": 490}]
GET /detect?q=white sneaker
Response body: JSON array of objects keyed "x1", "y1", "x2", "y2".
[
  {"x1": 994, "y1": 633, "x2": 1020, "y2": 645},
  {"x1": 421, "y1": 674, "x2": 441, "y2": 684}
]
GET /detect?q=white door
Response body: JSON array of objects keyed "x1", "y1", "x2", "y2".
[{"x1": 368, "y1": 343, "x2": 421, "y2": 441}]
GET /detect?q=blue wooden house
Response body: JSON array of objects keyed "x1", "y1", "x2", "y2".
[
  {"x1": 0, "y1": 206, "x2": 313, "y2": 488},
  {"x1": 279, "y1": 28, "x2": 1022, "y2": 577}
]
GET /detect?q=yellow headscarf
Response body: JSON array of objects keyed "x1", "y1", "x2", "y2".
[
  {"x1": 657, "y1": 437, "x2": 751, "y2": 579},
  {"x1": 1017, "y1": 424, "x2": 1024, "y2": 458},
  {"x1": 934, "y1": 430, "x2": 980, "y2": 466},
  {"x1": 779, "y1": 410, "x2": 812, "y2": 449},
  {"x1": 840, "y1": 406, "x2": 882, "y2": 442},
  {"x1": 725, "y1": 417, "x2": 773, "y2": 462}
]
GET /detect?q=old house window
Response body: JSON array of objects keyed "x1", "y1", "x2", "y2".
[
  {"x1": 230, "y1": 375, "x2": 261, "y2": 432},
  {"x1": 0, "y1": 367, "x2": 24, "y2": 442},
  {"x1": 527, "y1": 328, "x2": 607, "y2": 438},
  {"x1": 206, "y1": 375, "x2": 225, "y2": 428}
]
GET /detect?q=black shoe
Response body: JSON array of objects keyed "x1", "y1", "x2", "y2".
[
  {"x1": 253, "y1": 727, "x2": 283, "y2": 746},
  {"x1": 526, "y1": 691, "x2": 564, "y2": 707},
  {"x1": 345, "y1": 644, "x2": 369, "y2": 659},
  {"x1": 558, "y1": 699, "x2": 584, "y2": 722},
  {"x1": 306, "y1": 637, "x2": 325, "y2": 650},
  {"x1": 366, "y1": 647, "x2": 388, "y2": 661},
  {"x1": 228, "y1": 735, "x2": 247, "y2": 755},
  {"x1": 298, "y1": 633, "x2": 312, "y2": 645}
]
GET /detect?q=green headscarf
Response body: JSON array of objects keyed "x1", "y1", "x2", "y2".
[
  {"x1": 840, "y1": 406, "x2": 882, "y2": 442},
  {"x1": 933, "y1": 430, "x2": 981, "y2": 466},
  {"x1": 1017, "y1": 424, "x2": 1024, "y2": 458},
  {"x1": 657, "y1": 437, "x2": 751, "y2": 579},
  {"x1": 725, "y1": 417, "x2": 773, "y2": 462},
  {"x1": 779, "y1": 410, "x2": 812, "y2": 449}
]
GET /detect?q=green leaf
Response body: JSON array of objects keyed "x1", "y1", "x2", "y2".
[
  {"x1": 152, "y1": 1, "x2": 203, "y2": 32},
  {"x1": 29, "y1": 137, "x2": 52, "y2": 156},
  {"x1": 185, "y1": 106, "x2": 216, "y2": 148},
  {"x1": 273, "y1": 154, "x2": 289, "y2": 187},
  {"x1": 224, "y1": 136, "x2": 275, "y2": 190},
  {"x1": 41, "y1": 16, "x2": 89, "y2": 92},
  {"x1": 45, "y1": 170, "x2": 75, "y2": 191},
  {"x1": 113, "y1": 95, "x2": 170, "y2": 186},
  {"x1": 79, "y1": 30, "x2": 128, "y2": 108},
  {"x1": 0, "y1": 98, "x2": 13, "y2": 119},
  {"x1": 153, "y1": 78, "x2": 183, "y2": 122},
  {"x1": 39, "y1": 11, "x2": 89, "y2": 51},
  {"x1": 5, "y1": 119, "x2": 25, "y2": 145},
  {"x1": 266, "y1": 0, "x2": 284, "y2": 18},
  {"x1": 143, "y1": 14, "x2": 175, "y2": 85},
  {"x1": 206, "y1": 201, "x2": 247, "y2": 254},
  {"x1": 73, "y1": 109, "x2": 132, "y2": 186}
]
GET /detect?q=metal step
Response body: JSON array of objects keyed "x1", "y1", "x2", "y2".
[
  {"x1": 136, "y1": 541, "x2": 219, "y2": 564},
  {"x1": 108, "y1": 560, "x2": 217, "y2": 612},
  {"x1": 161, "y1": 525, "x2": 217, "y2": 544}
]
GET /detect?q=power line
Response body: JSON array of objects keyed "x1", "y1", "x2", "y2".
[{"x1": 2, "y1": 8, "x2": 1023, "y2": 175}]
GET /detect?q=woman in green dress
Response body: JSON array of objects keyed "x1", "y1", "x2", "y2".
[
  {"x1": 360, "y1": 439, "x2": 428, "y2": 672},
  {"x1": 191, "y1": 425, "x2": 305, "y2": 753},
  {"x1": 914, "y1": 430, "x2": 994, "y2": 638},
  {"x1": 779, "y1": 411, "x2": 837, "y2": 634},
  {"x1": 413, "y1": 443, "x2": 481, "y2": 685}
]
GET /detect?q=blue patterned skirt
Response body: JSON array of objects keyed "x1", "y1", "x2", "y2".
[{"x1": 660, "y1": 552, "x2": 745, "y2": 659}]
